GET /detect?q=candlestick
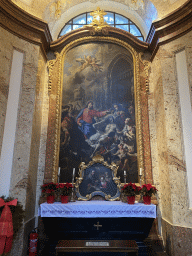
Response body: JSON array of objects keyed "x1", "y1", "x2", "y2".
[
  {"x1": 72, "y1": 168, "x2": 75, "y2": 184},
  {"x1": 139, "y1": 168, "x2": 143, "y2": 187},
  {"x1": 58, "y1": 167, "x2": 61, "y2": 182},
  {"x1": 71, "y1": 168, "x2": 76, "y2": 202},
  {"x1": 124, "y1": 170, "x2": 126, "y2": 184}
]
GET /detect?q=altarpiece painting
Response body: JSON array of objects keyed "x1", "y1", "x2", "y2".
[{"x1": 59, "y1": 42, "x2": 138, "y2": 184}]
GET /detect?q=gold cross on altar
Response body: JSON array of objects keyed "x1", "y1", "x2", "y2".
[{"x1": 94, "y1": 221, "x2": 102, "y2": 230}]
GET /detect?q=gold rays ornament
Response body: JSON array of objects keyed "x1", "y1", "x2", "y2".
[{"x1": 84, "y1": 7, "x2": 110, "y2": 34}]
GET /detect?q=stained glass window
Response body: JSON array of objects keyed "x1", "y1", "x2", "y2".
[{"x1": 58, "y1": 12, "x2": 144, "y2": 41}]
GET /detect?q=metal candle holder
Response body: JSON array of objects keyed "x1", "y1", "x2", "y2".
[
  {"x1": 123, "y1": 170, "x2": 127, "y2": 184},
  {"x1": 70, "y1": 169, "x2": 76, "y2": 202},
  {"x1": 139, "y1": 171, "x2": 143, "y2": 203}
]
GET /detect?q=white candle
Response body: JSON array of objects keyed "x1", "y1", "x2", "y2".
[
  {"x1": 124, "y1": 170, "x2": 126, "y2": 176},
  {"x1": 139, "y1": 168, "x2": 142, "y2": 176},
  {"x1": 58, "y1": 167, "x2": 61, "y2": 176},
  {"x1": 72, "y1": 168, "x2": 75, "y2": 185}
]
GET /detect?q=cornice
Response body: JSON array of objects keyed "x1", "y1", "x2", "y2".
[
  {"x1": 146, "y1": 0, "x2": 192, "y2": 60},
  {"x1": 0, "y1": 0, "x2": 52, "y2": 56},
  {"x1": 50, "y1": 26, "x2": 149, "y2": 53}
]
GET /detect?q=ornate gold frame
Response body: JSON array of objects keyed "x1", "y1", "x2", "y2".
[
  {"x1": 48, "y1": 35, "x2": 144, "y2": 184},
  {"x1": 75, "y1": 154, "x2": 121, "y2": 201}
]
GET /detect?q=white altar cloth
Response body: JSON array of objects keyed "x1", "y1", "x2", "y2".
[{"x1": 39, "y1": 201, "x2": 156, "y2": 218}]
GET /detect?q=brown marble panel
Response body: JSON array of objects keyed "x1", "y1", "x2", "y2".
[{"x1": 162, "y1": 218, "x2": 192, "y2": 256}]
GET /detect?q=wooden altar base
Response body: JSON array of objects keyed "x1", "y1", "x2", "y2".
[{"x1": 56, "y1": 240, "x2": 138, "y2": 255}]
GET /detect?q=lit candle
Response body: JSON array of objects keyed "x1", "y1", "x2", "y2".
[
  {"x1": 139, "y1": 168, "x2": 142, "y2": 176},
  {"x1": 124, "y1": 170, "x2": 126, "y2": 176}
]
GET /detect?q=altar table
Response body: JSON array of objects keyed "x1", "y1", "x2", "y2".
[
  {"x1": 39, "y1": 201, "x2": 156, "y2": 218},
  {"x1": 39, "y1": 201, "x2": 156, "y2": 255}
]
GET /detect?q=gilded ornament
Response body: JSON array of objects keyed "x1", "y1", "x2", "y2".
[
  {"x1": 84, "y1": 7, "x2": 110, "y2": 35},
  {"x1": 139, "y1": 53, "x2": 150, "y2": 93},
  {"x1": 47, "y1": 60, "x2": 55, "y2": 92},
  {"x1": 75, "y1": 155, "x2": 121, "y2": 201}
]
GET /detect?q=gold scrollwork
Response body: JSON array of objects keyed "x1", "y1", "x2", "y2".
[
  {"x1": 53, "y1": 54, "x2": 63, "y2": 183},
  {"x1": 139, "y1": 53, "x2": 150, "y2": 93},
  {"x1": 49, "y1": 35, "x2": 144, "y2": 185},
  {"x1": 47, "y1": 59, "x2": 56, "y2": 93}
]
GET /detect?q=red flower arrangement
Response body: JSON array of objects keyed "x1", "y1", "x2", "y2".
[
  {"x1": 41, "y1": 182, "x2": 57, "y2": 196},
  {"x1": 121, "y1": 182, "x2": 141, "y2": 196},
  {"x1": 56, "y1": 182, "x2": 73, "y2": 196},
  {"x1": 141, "y1": 184, "x2": 157, "y2": 197}
]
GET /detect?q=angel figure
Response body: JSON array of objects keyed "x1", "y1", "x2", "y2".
[
  {"x1": 90, "y1": 57, "x2": 103, "y2": 72},
  {"x1": 76, "y1": 56, "x2": 103, "y2": 72}
]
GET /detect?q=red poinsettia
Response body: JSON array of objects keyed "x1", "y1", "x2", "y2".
[
  {"x1": 121, "y1": 182, "x2": 141, "y2": 196},
  {"x1": 56, "y1": 182, "x2": 73, "y2": 196},
  {"x1": 41, "y1": 182, "x2": 57, "y2": 196},
  {"x1": 141, "y1": 184, "x2": 157, "y2": 197}
]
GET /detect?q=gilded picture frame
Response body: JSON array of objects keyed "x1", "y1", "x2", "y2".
[
  {"x1": 75, "y1": 154, "x2": 121, "y2": 201},
  {"x1": 47, "y1": 35, "x2": 144, "y2": 185}
]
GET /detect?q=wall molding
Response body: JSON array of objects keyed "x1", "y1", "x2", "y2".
[
  {"x1": 0, "y1": 0, "x2": 52, "y2": 56},
  {"x1": 50, "y1": 26, "x2": 149, "y2": 53},
  {"x1": 1, "y1": 0, "x2": 192, "y2": 60},
  {"x1": 146, "y1": 0, "x2": 192, "y2": 60}
]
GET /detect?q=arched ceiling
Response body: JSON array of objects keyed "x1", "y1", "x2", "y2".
[{"x1": 11, "y1": 0, "x2": 188, "y2": 40}]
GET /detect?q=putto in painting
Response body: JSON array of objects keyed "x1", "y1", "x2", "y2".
[{"x1": 59, "y1": 42, "x2": 137, "y2": 183}]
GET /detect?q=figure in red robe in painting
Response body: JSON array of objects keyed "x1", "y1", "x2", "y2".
[{"x1": 76, "y1": 101, "x2": 109, "y2": 139}]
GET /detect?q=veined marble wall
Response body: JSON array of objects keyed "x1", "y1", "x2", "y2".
[
  {"x1": 149, "y1": 30, "x2": 192, "y2": 255},
  {"x1": 0, "y1": 27, "x2": 49, "y2": 255},
  {"x1": 0, "y1": 28, "x2": 13, "y2": 154}
]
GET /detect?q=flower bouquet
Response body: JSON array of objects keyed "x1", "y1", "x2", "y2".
[
  {"x1": 141, "y1": 184, "x2": 157, "y2": 204},
  {"x1": 41, "y1": 182, "x2": 57, "y2": 203},
  {"x1": 121, "y1": 182, "x2": 141, "y2": 204},
  {"x1": 56, "y1": 182, "x2": 73, "y2": 203}
]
